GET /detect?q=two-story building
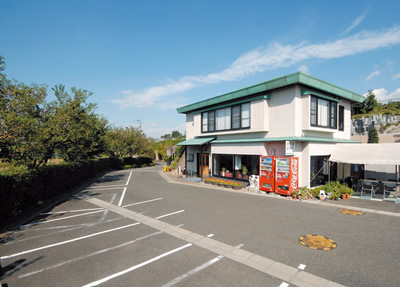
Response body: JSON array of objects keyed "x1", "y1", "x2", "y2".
[{"x1": 177, "y1": 72, "x2": 364, "y2": 188}]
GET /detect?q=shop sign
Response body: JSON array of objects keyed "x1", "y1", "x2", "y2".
[{"x1": 285, "y1": 141, "x2": 295, "y2": 155}]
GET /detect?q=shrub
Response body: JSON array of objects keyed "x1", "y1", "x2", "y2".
[{"x1": 0, "y1": 158, "x2": 124, "y2": 228}]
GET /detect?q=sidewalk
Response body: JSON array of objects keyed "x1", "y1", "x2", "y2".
[{"x1": 160, "y1": 171, "x2": 400, "y2": 217}]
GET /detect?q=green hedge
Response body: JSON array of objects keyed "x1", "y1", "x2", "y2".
[{"x1": 0, "y1": 158, "x2": 122, "y2": 228}]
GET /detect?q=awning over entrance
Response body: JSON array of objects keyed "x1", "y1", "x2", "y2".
[
  {"x1": 176, "y1": 137, "x2": 215, "y2": 146},
  {"x1": 329, "y1": 143, "x2": 400, "y2": 165}
]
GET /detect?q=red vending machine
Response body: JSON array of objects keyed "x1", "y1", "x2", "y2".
[
  {"x1": 275, "y1": 156, "x2": 299, "y2": 195},
  {"x1": 259, "y1": 156, "x2": 275, "y2": 192}
]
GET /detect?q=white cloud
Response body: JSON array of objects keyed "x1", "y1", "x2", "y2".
[
  {"x1": 344, "y1": 12, "x2": 367, "y2": 34},
  {"x1": 114, "y1": 26, "x2": 400, "y2": 109},
  {"x1": 366, "y1": 70, "x2": 381, "y2": 81},
  {"x1": 393, "y1": 73, "x2": 400, "y2": 80},
  {"x1": 298, "y1": 65, "x2": 309, "y2": 74},
  {"x1": 365, "y1": 88, "x2": 400, "y2": 102}
]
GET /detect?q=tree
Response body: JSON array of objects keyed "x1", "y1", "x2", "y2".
[
  {"x1": 0, "y1": 80, "x2": 55, "y2": 169},
  {"x1": 363, "y1": 90, "x2": 378, "y2": 113},
  {"x1": 368, "y1": 126, "x2": 379, "y2": 143},
  {"x1": 105, "y1": 126, "x2": 149, "y2": 158},
  {"x1": 51, "y1": 85, "x2": 108, "y2": 162},
  {"x1": 171, "y1": 130, "x2": 182, "y2": 139}
]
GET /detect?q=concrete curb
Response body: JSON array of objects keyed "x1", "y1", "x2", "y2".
[
  {"x1": 158, "y1": 171, "x2": 400, "y2": 218},
  {"x1": 87, "y1": 197, "x2": 346, "y2": 287}
]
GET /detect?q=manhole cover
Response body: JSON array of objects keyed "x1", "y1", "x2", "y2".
[
  {"x1": 299, "y1": 235, "x2": 337, "y2": 250},
  {"x1": 338, "y1": 209, "x2": 364, "y2": 215}
]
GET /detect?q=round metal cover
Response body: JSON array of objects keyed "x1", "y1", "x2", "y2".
[
  {"x1": 338, "y1": 209, "x2": 364, "y2": 215},
  {"x1": 299, "y1": 234, "x2": 337, "y2": 251}
]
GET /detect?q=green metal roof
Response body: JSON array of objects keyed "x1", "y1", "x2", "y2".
[
  {"x1": 211, "y1": 136, "x2": 360, "y2": 144},
  {"x1": 177, "y1": 72, "x2": 364, "y2": 114},
  {"x1": 176, "y1": 137, "x2": 215, "y2": 146}
]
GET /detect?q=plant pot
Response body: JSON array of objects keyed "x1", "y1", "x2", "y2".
[
  {"x1": 205, "y1": 181, "x2": 211, "y2": 184},
  {"x1": 218, "y1": 182, "x2": 225, "y2": 186},
  {"x1": 347, "y1": 194, "x2": 351, "y2": 199},
  {"x1": 292, "y1": 195, "x2": 298, "y2": 199},
  {"x1": 341, "y1": 194, "x2": 346, "y2": 200},
  {"x1": 211, "y1": 181, "x2": 218, "y2": 185},
  {"x1": 224, "y1": 184, "x2": 232, "y2": 188},
  {"x1": 232, "y1": 185, "x2": 242, "y2": 190}
]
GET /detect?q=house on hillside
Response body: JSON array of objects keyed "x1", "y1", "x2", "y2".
[{"x1": 176, "y1": 72, "x2": 364, "y2": 188}]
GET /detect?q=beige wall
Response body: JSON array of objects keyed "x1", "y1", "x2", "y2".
[{"x1": 211, "y1": 143, "x2": 266, "y2": 155}]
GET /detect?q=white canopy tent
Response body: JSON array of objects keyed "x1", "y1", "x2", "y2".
[
  {"x1": 329, "y1": 143, "x2": 400, "y2": 166},
  {"x1": 329, "y1": 143, "x2": 400, "y2": 191}
]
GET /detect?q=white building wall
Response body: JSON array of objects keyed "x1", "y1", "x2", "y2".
[
  {"x1": 267, "y1": 88, "x2": 297, "y2": 137},
  {"x1": 185, "y1": 113, "x2": 195, "y2": 140}
]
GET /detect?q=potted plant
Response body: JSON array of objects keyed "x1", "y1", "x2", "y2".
[
  {"x1": 211, "y1": 178, "x2": 219, "y2": 185},
  {"x1": 221, "y1": 167, "x2": 226, "y2": 177},
  {"x1": 292, "y1": 190, "x2": 299, "y2": 199},
  {"x1": 204, "y1": 177, "x2": 212, "y2": 184},
  {"x1": 218, "y1": 179, "x2": 225, "y2": 186},
  {"x1": 242, "y1": 165, "x2": 248, "y2": 180},
  {"x1": 232, "y1": 182, "x2": 243, "y2": 190}
]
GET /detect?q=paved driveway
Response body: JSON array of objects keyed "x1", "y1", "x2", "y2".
[{"x1": 1, "y1": 164, "x2": 399, "y2": 287}]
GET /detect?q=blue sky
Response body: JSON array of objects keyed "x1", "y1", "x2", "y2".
[{"x1": 1, "y1": 0, "x2": 400, "y2": 138}]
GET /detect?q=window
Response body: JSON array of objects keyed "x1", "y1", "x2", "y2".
[
  {"x1": 201, "y1": 103, "x2": 251, "y2": 133},
  {"x1": 216, "y1": 107, "x2": 231, "y2": 130},
  {"x1": 241, "y1": 103, "x2": 250, "y2": 128},
  {"x1": 232, "y1": 105, "x2": 240, "y2": 129},
  {"x1": 310, "y1": 96, "x2": 337, "y2": 129},
  {"x1": 213, "y1": 153, "x2": 259, "y2": 180},
  {"x1": 338, "y1": 105, "x2": 344, "y2": 131}
]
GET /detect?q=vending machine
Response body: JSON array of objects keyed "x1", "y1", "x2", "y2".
[
  {"x1": 259, "y1": 156, "x2": 275, "y2": 192},
  {"x1": 275, "y1": 156, "x2": 299, "y2": 195}
]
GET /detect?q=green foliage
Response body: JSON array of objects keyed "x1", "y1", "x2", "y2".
[
  {"x1": 51, "y1": 85, "x2": 108, "y2": 162},
  {"x1": 0, "y1": 79, "x2": 55, "y2": 169},
  {"x1": 168, "y1": 156, "x2": 180, "y2": 170},
  {"x1": 0, "y1": 57, "x2": 109, "y2": 168},
  {"x1": 368, "y1": 126, "x2": 379, "y2": 143},
  {"x1": 0, "y1": 158, "x2": 121, "y2": 227},
  {"x1": 105, "y1": 126, "x2": 154, "y2": 158}
]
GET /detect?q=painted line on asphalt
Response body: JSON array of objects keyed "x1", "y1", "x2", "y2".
[
  {"x1": 19, "y1": 230, "x2": 163, "y2": 278},
  {"x1": 126, "y1": 171, "x2": 133, "y2": 186},
  {"x1": 279, "y1": 283, "x2": 289, "y2": 287},
  {"x1": 83, "y1": 187, "x2": 125, "y2": 192},
  {"x1": 40, "y1": 208, "x2": 104, "y2": 215},
  {"x1": 88, "y1": 184, "x2": 127, "y2": 189},
  {"x1": 100, "y1": 193, "x2": 117, "y2": 222},
  {"x1": 87, "y1": 198, "x2": 346, "y2": 287},
  {"x1": 6, "y1": 218, "x2": 123, "y2": 245},
  {"x1": 298, "y1": 264, "x2": 306, "y2": 270},
  {"x1": 118, "y1": 187, "x2": 127, "y2": 207},
  {"x1": 156, "y1": 210, "x2": 185, "y2": 219},
  {"x1": 1, "y1": 223, "x2": 140, "y2": 260},
  {"x1": 20, "y1": 210, "x2": 106, "y2": 228},
  {"x1": 81, "y1": 243, "x2": 193, "y2": 287},
  {"x1": 122, "y1": 197, "x2": 163, "y2": 208},
  {"x1": 162, "y1": 244, "x2": 243, "y2": 287},
  {"x1": 207, "y1": 234, "x2": 214, "y2": 238}
]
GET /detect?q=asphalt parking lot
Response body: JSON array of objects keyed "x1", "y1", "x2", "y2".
[{"x1": 1, "y1": 164, "x2": 399, "y2": 287}]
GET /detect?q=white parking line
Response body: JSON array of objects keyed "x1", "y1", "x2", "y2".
[
  {"x1": 81, "y1": 243, "x2": 192, "y2": 287},
  {"x1": 298, "y1": 264, "x2": 306, "y2": 270},
  {"x1": 122, "y1": 197, "x2": 163, "y2": 208},
  {"x1": 88, "y1": 184, "x2": 127, "y2": 189},
  {"x1": 19, "y1": 230, "x2": 164, "y2": 278},
  {"x1": 126, "y1": 171, "x2": 133, "y2": 186},
  {"x1": 118, "y1": 187, "x2": 127, "y2": 207},
  {"x1": 1, "y1": 223, "x2": 140, "y2": 260},
  {"x1": 6, "y1": 218, "x2": 123, "y2": 245},
  {"x1": 21, "y1": 210, "x2": 106, "y2": 228},
  {"x1": 156, "y1": 210, "x2": 185, "y2": 219},
  {"x1": 83, "y1": 187, "x2": 125, "y2": 192},
  {"x1": 40, "y1": 208, "x2": 104, "y2": 215},
  {"x1": 162, "y1": 244, "x2": 243, "y2": 287}
]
